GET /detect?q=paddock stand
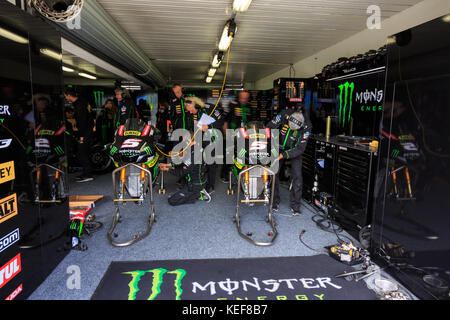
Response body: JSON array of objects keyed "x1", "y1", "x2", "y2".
[
  {"x1": 107, "y1": 163, "x2": 156, "y2": 247},
  {"x1": 31, "y1": 163, "x2": 67, "y2": 204},
  {"x1": 230, "y1": 165, "x2": 278, "y2": 246}
]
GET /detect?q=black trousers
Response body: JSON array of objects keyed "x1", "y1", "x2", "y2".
[
  {"x1": 77, "y1": 135, "x2": 93, "y2": 176},
  {"x1": 274, "y1": 157, "x2": 303, "y2": 211},
  {"x1": 206, "y1": 164, "x2": 216, "y2": 189}
]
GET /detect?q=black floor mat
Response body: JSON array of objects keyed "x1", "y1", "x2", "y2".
[{"x1": 91, "y1": 254, "x2": 378, "y2": 300}]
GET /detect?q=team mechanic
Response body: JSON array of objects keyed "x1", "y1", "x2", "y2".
[
  {"x1": 159, "y1": 131, "x2": 211, "y2": 206},
  {"x1": 267, "y1": 109, "x2": 312, "y2": 215},
  {"x1": 184, "y1": 95, "x2": 225, "y2": 193},
  {"x1": 168, "y1": 83, "x2": 187, "y2": 131}
]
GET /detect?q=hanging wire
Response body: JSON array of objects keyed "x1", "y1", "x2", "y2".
[{"x1": 155, "y1": 44, "x2": 232, "y2": 158}]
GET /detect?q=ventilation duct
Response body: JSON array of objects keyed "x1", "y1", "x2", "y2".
[{"x1": 51, "y1": 0, "x2": 166, "y2": 87}]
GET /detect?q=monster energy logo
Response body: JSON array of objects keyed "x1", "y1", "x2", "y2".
[
  {"x1": 110, "y1": 146, "x2": 118, "y2": 156},
  {"x1": 123, "y1": 268, "x2": 187, "y2": 300},
  {"x1": 93, "y1": 91, "x2": 105, "y2": 108},
  {"x1": 338, "y1": 82, "x2": 355, "y2": 127},
  {"x1": 54, "y1": 146, "x2": 64, "y2": 156},
  {"x1": 70, "y1": 220, "x2": 83, "y2": 238},
  {"x1": 391, "y1": 149, "x2": 400, "y2": 158},
  {"x1": 238, "y1": 149, "x2": 247, "y2": 158}
]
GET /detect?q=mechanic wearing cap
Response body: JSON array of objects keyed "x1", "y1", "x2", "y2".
[
  {"x1": 267, "y1": 109, "x2": 312, "y2": 215},
  {"x1": 184, "y1": 95, "x2": 225, "y2": 194}
]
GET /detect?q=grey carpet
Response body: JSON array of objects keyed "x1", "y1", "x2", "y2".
[{"x1": 28, "y1": 168, "x2": 368, "y2": 300}]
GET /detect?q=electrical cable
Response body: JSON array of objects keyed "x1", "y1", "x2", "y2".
[
  {"x1": 297, "y1": 201, "x2": 355, "y2": 253},
  {"x1": 155, "y1": 44, "x2": 231, "y2": 158},
  {"x1": 298, "y1": 229, "x2": 326, "y2": 253}
]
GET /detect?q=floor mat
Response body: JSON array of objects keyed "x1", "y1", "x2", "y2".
[{"x1": 91, "y1": 254, "x2": 378, "y2": 300}]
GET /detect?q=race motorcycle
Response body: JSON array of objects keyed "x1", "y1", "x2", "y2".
[
  {"x1": 226, "y1": 121, "x2": 278, "y2": 246},
  {"x1": 31, "y1": 121, "x2": 68, "y2": 204},
  {"x1": 106, "y1": 118, "x2": 161, "y2": 247}
]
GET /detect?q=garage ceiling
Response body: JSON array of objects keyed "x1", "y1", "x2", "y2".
[
  {"x1": 63, "y1": 51, "x2": 118, "y2": 79},
  {"x1": 96, "y1": 0, "x2": 423, "y2": 87}
]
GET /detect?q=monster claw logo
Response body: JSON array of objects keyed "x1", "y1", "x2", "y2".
[
  {"x1": 338, "y1": 82, "x2": 355, "y2": 128},
  {"x1": 123, "y1": 268, "x2": 187, "y2": 300},
  {"x1": 93, "y1": 91, "x2": 105, "y2": 108}
]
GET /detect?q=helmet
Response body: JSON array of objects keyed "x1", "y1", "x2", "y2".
[{"x1": 288, "y1": 112, "x2": 305, "y2": 130}]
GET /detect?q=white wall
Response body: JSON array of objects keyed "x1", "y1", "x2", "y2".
[{"x1": 253, "y1": 0, "x2": 450, "y2": 90}]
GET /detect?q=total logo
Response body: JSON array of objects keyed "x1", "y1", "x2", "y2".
[{"x1": 0, "y1": 253, "x2": 21, "y2": 289}]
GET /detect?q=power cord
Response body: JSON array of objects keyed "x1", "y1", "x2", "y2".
[
  {"x1": 298, "y1": 201, "x2": 356, "y2": 253},
  {"x1": 298, "y1": 229, "x2": 327, "y2": 253}
]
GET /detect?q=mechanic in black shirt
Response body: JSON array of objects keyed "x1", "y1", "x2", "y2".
[
  {"x1": 267, "y1": 109, "x2": 312, "y2": 215},
  {"x1": 184, "y1": 95, "x2": 225, "y2": 194},
  {"x1": 168, "y1": 83, "x2": 186, "y2": 131},
  {"x1": 64, "y1": 88, "x2": 95, "y2": 182},
  {"x1": 115, "y1": 88, "x2": 140, "y2": 127},
  {"x1": 159, "y1": 131, "x2": 211, "y2": 206}
]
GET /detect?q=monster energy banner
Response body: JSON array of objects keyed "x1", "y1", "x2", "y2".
[
  {"x1": 91, "y1": 255, "x2": 377, "y2": 300},
  {"x1": 334, "y1": 70, "x2": 385, "y2": 137}
]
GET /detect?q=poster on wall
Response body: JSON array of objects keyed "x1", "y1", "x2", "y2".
[{"x1": 329, "y1": 69, "x2": 385, "y2": 137}]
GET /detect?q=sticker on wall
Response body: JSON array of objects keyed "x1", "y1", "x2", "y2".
[
  {"x1": 0, "y1": 228, "x2": 19, "y2": 253},
  {"x1": 0, "y1": 161, "x2": 15, "y2": 185},
  {"x1": 0, "y1": 139, "x2": 12, "y2": 149},
  {"x1": 5, "y1": 284, "x2": 22, "y2": 300},
  {"x1": 0, "y1": 253, "x2": 21, "y2": 289},
  {"x1": 0, "y1": 194, "x2": 18, "y2": 224}
]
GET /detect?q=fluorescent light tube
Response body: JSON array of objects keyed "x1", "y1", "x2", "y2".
[
  {"x1": 212, "y1": 53, "x2": 222, "y2": 68},
  {"x1": 40, "y1": 48, "x2": 62, "y2": 60},
  {"x1": 208, "y1": 68, "x2": 217, "y2": 77},
  {"x1": 233, "y1": 0, "x2": 253, "y2": 13},
  {"x1": 63, "y1": 66, "x2": 74, "y2": 72},
  {"x1": 206, "y1": 77, "x2": 213, "y2": 83},
  {"x1": 78, "y1": 72, "x2": 97, "y2": 80},
  {"x1": 0, "y1": 27, "x2": 28, "y2": 44},
  {"x1": 218, "y1": 20, "x2": 237, "y2": 51}
]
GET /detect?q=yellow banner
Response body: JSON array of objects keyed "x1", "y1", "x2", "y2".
[{"x1": 0, "y1": 161, "x2": 15, "y2": 184}]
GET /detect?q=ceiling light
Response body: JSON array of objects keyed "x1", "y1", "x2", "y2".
[
  {"x1": 212, "y1": 51, "x2": 224, "y2": 68},
  {"x1": 233, "y1": 0, "x2": 253, "y2": 13},
  {"x1": 40, "y1": 48, "x2": 62, "y2": 60},
  {"x1": 443, "y1": 14, "x2": 450, "y2": 23},
  {"x1": 0, "y1": 27, "x2": 28, "y2": 44},
  {"x1": 218, "y1": 19, "x2": 237, "y2": 51},
  {"x1": 208, "y1": 68, "x2": 217, "y2": 77},
  {"x1": 206, "y1": 77, "x2": 213, "y2": 83},
  {"x1": 62, "y1": 66, "x2": 74, "y2": 72},
  {"x1": 78, "y1": 72, "x2": 97, "y2": 80}
]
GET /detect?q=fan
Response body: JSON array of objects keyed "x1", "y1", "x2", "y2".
[{"x1": 28, "y1": 0, "x2": 84, "y2": 23}]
